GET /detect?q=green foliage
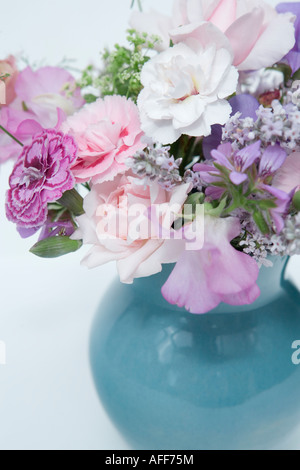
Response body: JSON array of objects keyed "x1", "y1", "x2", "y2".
[
  {"x1": 252, "y1": 211, "x2": 270, "y2": 235},
  {"x1": 58, "y1": 189, "x2": 85, "y2": 217},
  {"x1": 30, "y1": 236, "x2": 82, "y2": 259},
  {"x1": 77, "y1": 30, "x2": 161, "y2": 103},
  {"x1": 293, "y1": 190, "x2": 300, "y2": 211},
  {"x1": 130, "y1": 0, "x2": 143, "y2": 11}
]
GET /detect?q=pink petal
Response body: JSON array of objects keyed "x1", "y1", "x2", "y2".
[
  {"x1": 162, "y1": 250, "x2": 223, "y2": 314},
  {"x1": 230, "y1": 171, "x2": 248, "y2": 185},
  {"x1": 208, "y1": 0, "x2": 237, "y2": 33},
  {"x1": 273, "y1": 152, "x2": 300, "y2": 194},
  {"x1": 225, "y1": 8, "x2": 265, "y2": 66}
]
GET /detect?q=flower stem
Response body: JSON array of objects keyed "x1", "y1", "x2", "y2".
[
  {"x1": 130, "y1": 0, "x2": 142, "y2": 11},
  {"x1": 0, "y1": 125, "x2": 24, "y2": 147}
]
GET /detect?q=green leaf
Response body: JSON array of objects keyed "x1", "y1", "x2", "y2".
[
  {"x1": 84, "y1": 93, "x2": 98, "y2": 104},
  {"x1": 253, "y1": 211, "x2": 270, "y2": 235},
  {"x1": 268, "y1": 63, "x2": 292, "y2": 85},
  {"x1": 293, "y1": 190, "x2": 300, "y2": 211},
  {"x1": 185, "y1": 192, "x2": 205, "y2": 207},
  {"x1": 292, "y1": 68, "x2": 300, "y2": 81},
  {"x1": 256, "y1": 199, "x2": 278, "y2": 210},
  {"x1": 58, "y1": 189, "x2": 84, "y2": 216},
  {"x1": 205, "y1": 197, "x2": 227, "y2": 217},
  {"x1": 30, "y1": 236, "x2": 82, "y2": 259}
]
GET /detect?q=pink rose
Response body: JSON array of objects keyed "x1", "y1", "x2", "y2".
[
  {"x1": 62, "y1": 96, "x2": 145, "y2": 184},
  {"x1": 72, "y1": 175, "x2": 191, "y2": 283},
  {"x1": 131, "y1": 0, "x2": 296, "y2": 71},
  {"x1": 0, "y1": 55, "x2": 18, "y2": 105}
]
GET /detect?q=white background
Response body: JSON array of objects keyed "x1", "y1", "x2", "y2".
[{"x1": 0, "y1": 0, "x2": 299, "y2": 450}]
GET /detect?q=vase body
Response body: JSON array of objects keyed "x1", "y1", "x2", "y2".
[{"x1": 90, "y1": 257, "x2": 300, "y2": 450}]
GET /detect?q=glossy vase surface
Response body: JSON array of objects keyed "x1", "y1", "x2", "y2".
[{"x1": 90, "y1": 257, "x2": 300, "y2": 450}]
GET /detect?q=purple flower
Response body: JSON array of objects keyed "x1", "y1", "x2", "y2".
[
  {"x1": 277, "y1": 3, "x2": 300, "y2": 74},
  {"x1": 195, "y1": 141, "x2": 262, "y2": 186},
  {"x1": 38, "y1": 219, "x2": 75, "y2": 241},
  {"x1": 17, "y1": 218, "x2": 75, "y2": 240},
  {"x1": 202, "y1": 95, "x2": 260, "y2": 159},
  {"x1": 258, "y1": 144, "x2": 287, "y2": 180},
  {"x1": 255, "y1": 145, "x2": 289, "y2": 233},
  {"x1": 6, "y1": 130, "x2": 77, "y2": 228}
]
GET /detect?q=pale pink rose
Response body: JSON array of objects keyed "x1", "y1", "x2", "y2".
[
  {"x1": 62, "y1": 96, "x2": 145, "y2": 184},
  {"x1": 0, "y1": 55, "x2": 18, "y2": 105},
  {"x1": 72, "y1": 175, "x2": 192, "y2": 284},
  {"x1": 131, "y1": 0, "x2": 296, "y2": 71},
  {"x1": 273, "y1": 152, "x2": 300, "y2": 194},
  {"x1": 162, "y1": 215, "x2": 260, "y2": 314}
]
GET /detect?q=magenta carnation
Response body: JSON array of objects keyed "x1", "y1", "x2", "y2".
[
  {"x1": 62, "y1": 95, "x2": 145, "y2": 184},
  {"x1": 6, "y1": 130, "x2": 77, "y2": 228}
]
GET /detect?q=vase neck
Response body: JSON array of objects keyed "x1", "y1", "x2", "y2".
[{"x1": 132, "y1": 256, "x2": 290, "y2": 314}]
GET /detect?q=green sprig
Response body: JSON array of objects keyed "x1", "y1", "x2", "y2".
[{"x1": 77, "y1": 30, "x2": 160, "y2": 103}]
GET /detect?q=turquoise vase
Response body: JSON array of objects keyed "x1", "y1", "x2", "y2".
[{"x1": 90, "y1": 257, "x2": 300, "y2": 450}]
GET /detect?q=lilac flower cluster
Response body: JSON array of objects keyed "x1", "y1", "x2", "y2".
[
  {"x1": 183, "y1": 169, "x2": 203, "y2": 192},
  {"x1": 281, "y1": 213, "x2": 300, "y2": 255},
  {"x1": 222, "y1": 100, "x2": 300, "y2": 152},
  {"x1": 239, "y1": 216, "x2": 284, "y2": 267},
  {"x1": 239, "y1": 212, "x2": 300, "y2": 264},
  {"x1": 127, "y1": 142, "x2": 182, "y2": 190}
]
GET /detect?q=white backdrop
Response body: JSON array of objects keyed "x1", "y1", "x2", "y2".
[{"x1": 0, "y1": 0, "x2": 300, "y2": 450}]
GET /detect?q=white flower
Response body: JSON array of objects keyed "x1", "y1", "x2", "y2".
[{"x1": 138, "y1": 23, "x2": 238, "y2": 144}]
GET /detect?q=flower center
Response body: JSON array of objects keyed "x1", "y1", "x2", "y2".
[{"x1": 20, "y1": 166, "x2": 44, "y2": 187}]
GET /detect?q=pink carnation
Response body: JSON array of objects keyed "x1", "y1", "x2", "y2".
[
  {"x1": 6, "y1": 130, "x2": 77, "y2": 228},
  {"x1": 162, "y1": 215, "x2": 260, "y2": 314},
  {"x1": 62, "y1": 96, "x2": 145, "y2": 184}
]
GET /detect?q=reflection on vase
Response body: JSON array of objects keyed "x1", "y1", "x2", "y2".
[{"x1": 90, "y1": 257, "x2": 300, "y2": 450}]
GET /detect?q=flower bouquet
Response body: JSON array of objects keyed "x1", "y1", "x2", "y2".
[{"x1": 1, "y1": 0, "x2": 300, "y2": 316}]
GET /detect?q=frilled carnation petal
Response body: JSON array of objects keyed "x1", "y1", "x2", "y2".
[
  {"x1": 62, "y1": 96, "x2": 144, "y2": 184},
  {"x1": 5, "y1": 130, "x2": 77, "y2": 229},
  {"x1": 138, "y1": 36, "x2": 238, "y2": 144}
]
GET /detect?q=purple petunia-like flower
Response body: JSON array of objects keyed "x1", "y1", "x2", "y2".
[
  {"x1": 195, "y1": 141, "x2": 262, "y2": 187},
  {"x1": 6, "y1": 130, "x2": 77, "y2": 228}
]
